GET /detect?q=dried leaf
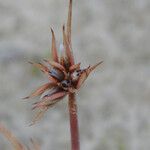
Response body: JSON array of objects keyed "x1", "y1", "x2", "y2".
[
  {"x1": 0, "y1": 124, "x2": 25, "y2": 150},
  {"x1": 29, "y1": 62, "x2": 49, "y2": 73},
  {"x1": 29, "y1": 61, "x2": 58, "y2": 83},
  {"x1": 48, "y1": 75, "x2": 58, "y2": 83},
  {"x1": 76, "y1": 61, "x2": 103, "y2": 89},
  {"x1": 23, "y1": 83, "x2": 56, "y2": 99},
  {"x1": 76, "y1": 70, "x2": 88, "y2": 89},
  {"x1": 33, "y1": 91, "x2": 66, "y2": 109},
  {"x1": 50, "y1": 28, "x2": 59, "y2": 62},
  {"x1": 63, "y1": 25, "x2": 74, "y2": 66},
  {"x1": 30, "y1": 108, "x2": 48, "y2": 126},
  {"x1": 69, "y1": 63, "x2": 81, "y2": 72},
  {"x1": 43, "y1": 59, "x2": 66, "y2": 72},
  {"x1": 87, "y1": 61, "x2": 103, "y2": 74}
]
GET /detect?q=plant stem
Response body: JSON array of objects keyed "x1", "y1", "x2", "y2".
[{"x1": 68, "y1": 93, "x2": 80, "y2": 150}]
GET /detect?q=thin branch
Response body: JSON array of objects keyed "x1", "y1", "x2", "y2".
[
  {"x1": 67, "y1": 0, "x2": 72, "y2": 44},
  {"x1": 0, "y1": 124, "x2": 24, "y2": 150},
  {"x1": 68, "y1": 93, "x2": 80, "y2": 150}
]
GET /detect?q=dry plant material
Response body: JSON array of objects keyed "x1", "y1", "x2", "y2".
[
  {"x1": 23, "y1": 0, "x2": 102, "y2": 150},
  {"x1": 0, "y1": 124, "x2": 40, "y2": 150},
  {"x1": 24, "y1": 0, "x2": 102, "y2": 124}
]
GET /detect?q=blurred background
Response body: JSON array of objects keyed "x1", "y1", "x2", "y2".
[{"x1": 0, "y1": 0, "x2": 150, "y2": 149}]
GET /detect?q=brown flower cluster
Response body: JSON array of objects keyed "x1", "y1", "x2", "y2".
[{"x1": 23, "y1": 0, "x2": 102, "y2": 124}]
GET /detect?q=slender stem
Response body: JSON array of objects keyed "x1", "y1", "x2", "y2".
[{"x1": 68, "y1": 93, "x2": 80, "y2": 150}]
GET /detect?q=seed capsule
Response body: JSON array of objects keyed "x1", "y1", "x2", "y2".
[
  {"x1": 61, "y1": 80, "x2": 71, "y2": 90},
  {"x1": 49, "y1": 68, "x2": 65, "y2": 81}
]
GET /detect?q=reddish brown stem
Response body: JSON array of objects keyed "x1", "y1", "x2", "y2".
[{"x1": 68, "y1": 93, "x2": 80, "y2": 150}]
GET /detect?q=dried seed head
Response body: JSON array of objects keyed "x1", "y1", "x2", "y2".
[{"x1": 24, "y1": 0, "x2": 102, "y2": 124}]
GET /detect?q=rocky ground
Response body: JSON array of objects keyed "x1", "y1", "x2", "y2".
[{"x1": 0, "y1": 0, "x2": 150, "y2": 150}]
